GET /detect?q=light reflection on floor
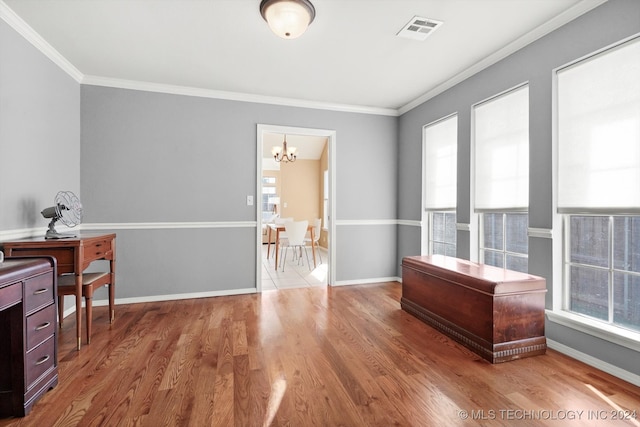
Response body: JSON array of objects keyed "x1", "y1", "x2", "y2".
[{"x1": 261, "y1": 244, "x2": 328, "y2": 290}]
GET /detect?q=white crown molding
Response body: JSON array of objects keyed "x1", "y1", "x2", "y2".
[
  {"x1": 1, "y1": 0, "x2": 395, "y2": 116},
  {"x1": 2, "y1": 0, "x2": 606, "y2": 117},
  {"x1": 82, "y1": 75, "x2": 399, "y2": 117},
  {"x1": 398, "y1": 0, "x2": 608, "y2": 114},
  {"x1": 0, "y1": 1, "x2": 83, "y2": 83}
]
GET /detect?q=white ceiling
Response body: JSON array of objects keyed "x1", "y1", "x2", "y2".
[{"x1": 2, "y1": 0, "x2": 605, "y2": 115}]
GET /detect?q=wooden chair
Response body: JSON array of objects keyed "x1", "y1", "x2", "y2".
[
  {"x1": 57, "y1": 272, "x2": 114, "y2": 344},
  {"x1": 304, "y1": 218, "x2": 323, "y2": 264}
]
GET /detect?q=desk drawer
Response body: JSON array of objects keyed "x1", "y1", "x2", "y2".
[
  {"x1": 26, "y1": 304, "x2": 56, "y2": 351},
  {"x1": 26, "y1": 335, "x2": 55, "y2": 389},
  {"x1": 85, "y1": 238, "x2": 112, "y2": 261},
  {"x1": 0, "y1": 283, "x2": 22, "y2": 310},
  {"x1": 6, "y1": 248, "x2": 74, "y2": 274},
  {"x1": 24, "y1": 272, "x2": 54, "y2": 315}
]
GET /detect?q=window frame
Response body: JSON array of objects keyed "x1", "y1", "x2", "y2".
[
  {"x1": 427, "y1": 210, "x2": 457, "y2": 257},
  {"x1": 471, "y1": 83, "x2": 530, "y2": 265},
  {"x1": 421, "y1": 113, "x2": 458, "y2": 256},
  {"x1": 479, "y1": 212, "x2": 529, "y2": 273},
  {"x1": 562, "y1": 214, "x2": 640, "y2": 333},
  {"x1": 550, "y1": 34, "x2": 640, "y2": 351}
]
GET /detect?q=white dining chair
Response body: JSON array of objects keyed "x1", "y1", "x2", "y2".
[
  {"x1": 274, "y1": 217, "x2": 293, "y2": 238},
  {"x1": 271, "y1": 217, "x2": 293, "y2": 258},
  {"x1": 280, "y1": 220, "x2": 309, "y2": 271}
]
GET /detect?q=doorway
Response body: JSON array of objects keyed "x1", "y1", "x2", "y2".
[{"x1": 256, "y1": 124, "x2": 336, "y2": 291}]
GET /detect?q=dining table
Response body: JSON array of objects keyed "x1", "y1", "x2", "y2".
[{"x1": 267, "y1": 223, "x2": 317, "y2": 270}]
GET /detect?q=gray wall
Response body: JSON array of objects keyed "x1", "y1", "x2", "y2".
[
  {"x1": 2, "y1": 0, "x2": 638, "y2": 383},
  {"x1": 80, "y1": 85, "x2": 398, "y2": 298},
  {"x1": 0, "y1": 11, "x2": 398, "y2": 299},
  {"x1": 397, "y1": 0, "x2": 640, "y2": 377},
  {"x1": 0, "y1": 19, "x2": 80, "y2": 232}
]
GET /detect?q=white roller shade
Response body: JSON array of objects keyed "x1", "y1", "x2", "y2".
[
  {"x1": 557, "y1": 37, "x2": 640, "y2": 212},
  {"x1": 474, "y1": 85, "x2": 529, "y2": 211},
  {"x1": 424, "y1": 115, "x2": 458, "y2": 210}
]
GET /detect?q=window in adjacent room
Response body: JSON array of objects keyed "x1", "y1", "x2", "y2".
[
  {"x1": 262, "y1": 176, "x2": 278, "y2": 221},
  {"x1": 557, "y1": 35, "x2": 640, "y2": 333},
  {"x1": 422, "y1": 114, "x2": 457, "y2": 256},
  {"x1": 473, "y1": 84, "x2": 529, "y2": 273}
]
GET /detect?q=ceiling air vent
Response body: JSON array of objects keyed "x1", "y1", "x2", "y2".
[{"x1": 396, "y1": 16, "x2": 443, "y2": 41}]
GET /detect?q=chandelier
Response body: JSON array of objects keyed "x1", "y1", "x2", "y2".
[
  {"x1": 272, "y1": 135, "x2": 297, "y2": 163},
  {"x1": 259, "y1": 0, "x2": 316, "y2": 39}
]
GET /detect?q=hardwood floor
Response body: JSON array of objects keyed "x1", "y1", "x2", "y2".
[{"x1": 2, "y1": 282, "x2": 640, "y2": 426}]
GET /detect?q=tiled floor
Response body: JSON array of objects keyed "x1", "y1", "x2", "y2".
[{"x1": 261, "y1": 243, "x2": 328, "y2": 290}]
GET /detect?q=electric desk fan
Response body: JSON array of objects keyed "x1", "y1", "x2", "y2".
[{"x1": 41, "y1": 191, "x2": 83, "y2": 239}]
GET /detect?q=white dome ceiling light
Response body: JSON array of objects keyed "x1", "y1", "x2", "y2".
[{"x1": 260, "y1": 0, "x2": 316, "y2": 39}]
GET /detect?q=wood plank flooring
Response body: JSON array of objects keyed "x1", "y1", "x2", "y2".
[{"x1": 2, "y1": 282, "x2": 640, "y2": 426}]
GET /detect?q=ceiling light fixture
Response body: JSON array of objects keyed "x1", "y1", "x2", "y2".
[
  {"x1": 272, "y1": 135, "x2": 297, "y2": 163},
  {"x1": 260, "y1": 0, "x2": 316, "y2": 39}
]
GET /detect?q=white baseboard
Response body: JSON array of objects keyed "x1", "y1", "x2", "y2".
[
  {"x1": 59, "y1": 287, "x2": 258, "y2": 319},
  {"x1": 332, "y1": 277, "x2": 400, "y2": 286},
  {"x1": 546, "y1": 338, "x2": 640, "y2": 387},
  {"x1": 59, "y1": 278, "x2": 403, "y2": 319}
]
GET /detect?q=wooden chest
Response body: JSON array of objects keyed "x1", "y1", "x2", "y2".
[{"x1": 401, "y1": 255, "x2": 547, "y2": 363}]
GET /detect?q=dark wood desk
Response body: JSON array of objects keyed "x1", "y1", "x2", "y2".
[
  {"x1": 2, "y1": 233, "x2": 116, "y2": 350},
  {"x1": 0, "y1": 257, "x2": 58, "y2": 416}
]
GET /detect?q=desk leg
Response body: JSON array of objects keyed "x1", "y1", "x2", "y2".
[
  {"x1": 310, "y1": 228, "x2": 317, "y2": 268},
  {"x1": 109, "y1": 274, "x2": 116, "y2": 323},
  {"x1": 85, "y1": 293, "x2": 94, "y2": 345},
  {"x1": 110, "y1": 238, "x2": 116, "y2": 324},
  {"x1": 75, "y1": 274, "x2": 82, "y2": 351},
  {"x1": 109, "y1": 284, "x2": 115, "y2": 324},
  {"x1": 267, "y1": 227, "x2": 272, "y2": 259},
  {"x1": 274, "y1": 229, "x2": 280, "y2": 270}
]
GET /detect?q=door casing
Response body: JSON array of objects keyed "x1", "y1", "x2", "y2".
[{"x1": 256, "y1": 124, "x2": 336, "y2": 290}]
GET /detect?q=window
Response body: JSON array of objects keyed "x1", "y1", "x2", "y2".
[
  {"x1": 423, "y1": 114, "x2": 457, "y2": 256},
  {"x1": 430, "y1": 211, "x2": 457, "y2": 256},
  {"x1": 565, "y1": 215, "x2": 640, "y2": 332},
  {"x1": 262, "y1": 176, "x2": 278, "y2": 221},
  {"x1": 473, "y1": 85, "x2": 529, "y2": 272},
  {"x1": 557, "y1": 36, "x2": 640, "y2": 333},
  {"x1": 481, "y1": 213, "x2": 528, "y2": 272}
]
